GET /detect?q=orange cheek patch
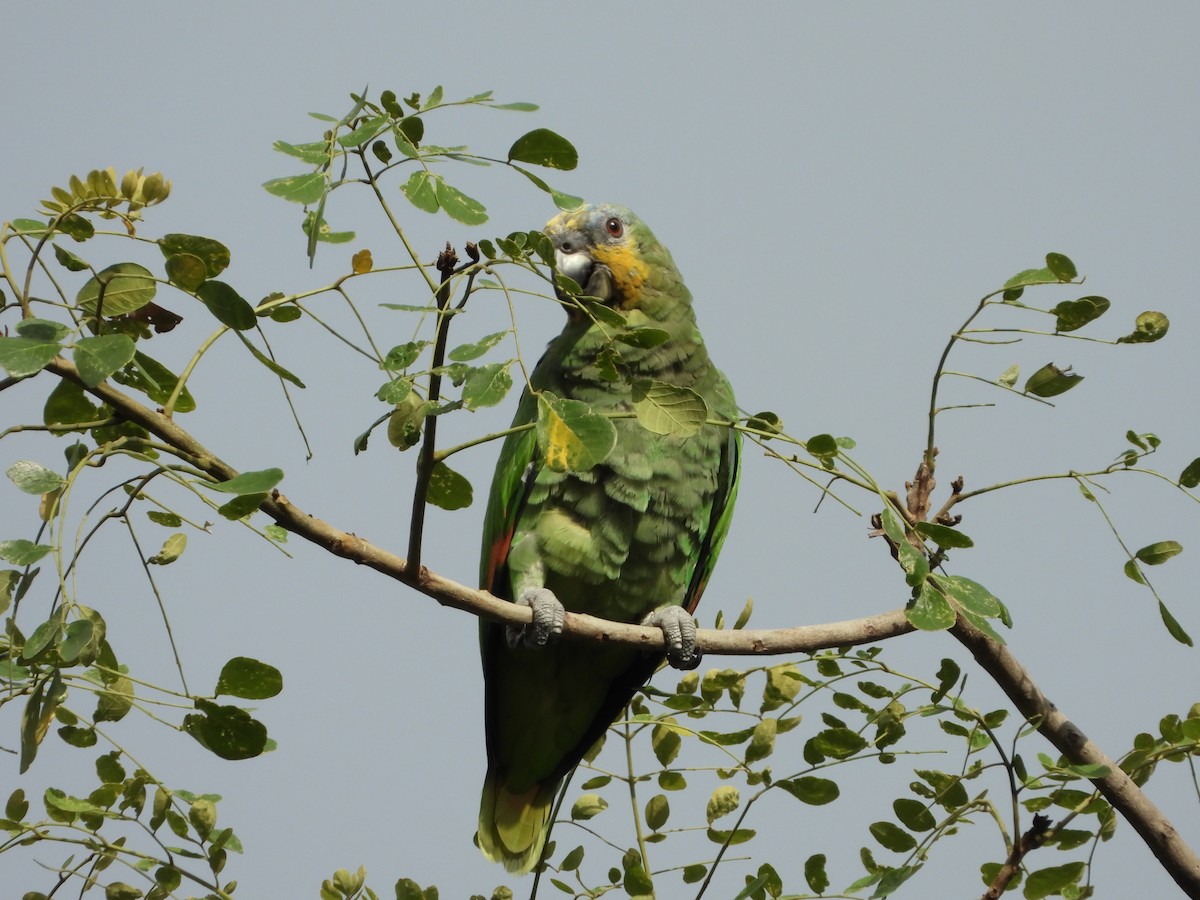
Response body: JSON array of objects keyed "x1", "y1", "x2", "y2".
[{"x1": 591, "y1": 244, "x2": 647, "y2": 303}]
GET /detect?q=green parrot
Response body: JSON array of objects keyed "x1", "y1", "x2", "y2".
[{"x1": 477, "y1": 203, "x2": 741, "y2": 873}]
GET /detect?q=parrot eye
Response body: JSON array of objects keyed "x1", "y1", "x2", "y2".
[{"x1": 605, "y1": 217, "x2": 624, "y2": 238}]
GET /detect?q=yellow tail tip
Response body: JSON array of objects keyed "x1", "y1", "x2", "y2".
[{"x1": 478, "y1": 772, "x2": 558, "y2": 874}]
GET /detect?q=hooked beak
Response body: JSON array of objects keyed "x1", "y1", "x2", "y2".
[{"x1": 553, "y1": 242, "x2": 613, "y2": 303}]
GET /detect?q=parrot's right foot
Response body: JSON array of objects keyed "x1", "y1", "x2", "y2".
[
  {"x1": 508, "y1": 588, "x2": 565, "y2": 648},
  {"x1": 643, "y1": 605, "x2": 702, "y2": 670}
]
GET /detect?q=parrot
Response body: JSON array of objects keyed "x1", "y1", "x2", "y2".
[{"x1": 476, "y1": 203, "x2": 741, "y2": 874}]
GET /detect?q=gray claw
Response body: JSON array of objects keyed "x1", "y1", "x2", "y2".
[
  {"x1": 643, "y1": 605, "x2": 701, "y2": 670},
  {"x1": 508, "y1": 588, "x2": 565, "y2": 648}
]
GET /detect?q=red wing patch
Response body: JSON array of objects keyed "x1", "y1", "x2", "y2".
[{"x1": 485, "y1": 528, "x2": 515, "y2": 595}]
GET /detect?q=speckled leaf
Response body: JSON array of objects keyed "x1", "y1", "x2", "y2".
[
  {"x1": 426, "y1": 461, "x2": 473, "y2": 510},
  {"x1": 536, "y1": 393, "x2": 616, "y2": 473}
]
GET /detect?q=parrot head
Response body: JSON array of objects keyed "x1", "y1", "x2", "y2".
[{"x1": 544, "y1": 203, "x2": 682, "y2": 310}]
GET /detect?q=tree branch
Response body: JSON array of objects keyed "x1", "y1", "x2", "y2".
[
  {"x1": 44, "y1": 355, "x2": 1200, "y2": 895},
  {"x1": 953, "y1": 615, "x2": 1200, "y2": 897}
]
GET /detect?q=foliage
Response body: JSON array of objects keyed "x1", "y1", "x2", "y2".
[{"x1": 1, "y1": 86, "x2": 1198, "y2": 899}]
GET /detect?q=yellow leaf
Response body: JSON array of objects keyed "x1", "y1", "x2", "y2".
[{"x1": 352, "y1": 248, "x2": 373, "y2": 274}]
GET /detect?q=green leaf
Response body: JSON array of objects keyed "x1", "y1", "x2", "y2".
[
  {"x1": 914, "y1": 521, "x2": 974, "y2": 549},
  {"x1": 16, "y1": 318, "x2": 70, "y2": 342},
  {"x1": 426, "y1": 461, "x2": 473, "y2": 510},
  {"x1": 1045, "y1": 252, "x2": 1078, "y2": 281},
  {"x1": 631, "y1": 380, "x2": 708, "y2": 437},
  {"x1": 1023, "y1": 861, "x2": 1085, "y2": 899},
  {"x1": 462, "y1": 363, "x2": 513, "y2": 410},
  {"x1": 269, "y1": 304, "x2": 302, "y2": 323},
  {"x1": 113, "y1": 352, "x2": 196, "y2": 413},
  {"x1": 1159, "y1": 600, "x2": 1193, "y2": 646},
  {"x1": 897, "y1": 539, "x2": 928, "y2": 587},
  {"x1": 615, "y1": 326, "x2": 670, "y2": 348},
  {"x1": 273, "y1": 139, "x2": 329, "y2": 164},
  {"x1": 206, "y1": 468, "x2": 284, "y2": 495},
  {"x1": 894, "y1": 798, "x2": 936, "y2": 831},
  {"x1": 1024, "y1": 363, "x2": 1083, "y2": 398},
  {"x1": 57, "y1": 619, "x2": 93, "y2": 663},
  {"x1": 507, "y1": 128, "x2": 578, "y2": 170},
  {"x1": 164, "y1": 252, "x2": 208, "y2": 291},
  {"x1": 1003, "y1": 266, "x2": 1055, "y2": 289},
  {"x1": 435, "y1": 180, "x2": 488, "y2": 225},
  {"x1": 393, "y1": 121, "x2": 422, "y2": 158},
  {"x1": 659, "y1": 771, "x2": 686, "y2": 791},
  {"x1": 706, "y1": 785, "x2": 740, "y2": 823},
  {"x1": 236, "y1": 332, "x2": 306, "y2": 388},
  {"x1": 706, "y1": 826, "x2": 756, "y2": 846},
  {"x1": 652, "y1": 721, "x2": 682, "y2": 766},
  {"x1": 1117, "y1": 310, "x2": 1169, "y2": 344},
  {"x1": 733, "y1": 596, "x2": 753, "y2": 630},
  {"x1": 1051, "y1": 295, "x2": 1110, "y2": 332},
  {"x1": 12, "y1": 218, "x2": 50, "y2": 235},
  {"x1": 217, "y1": 492, "x2": 266, "y2": 520},
  {"x1": 73, "y1": 334, "x2": 135, "y2": 387},
  {"x1": 570, "y1": 794, "x2": 607, "y2": 820},
  {"x1": 94, "y1": 676, "x2": 133, "y2": 722},
  {"x1": 536, "y1": 393, "x2": 617, "y2": 473},
  {"x1": 215, "y1": 657, "x2": 283, "y2": 700},
  {"x1": 384, "y1": 341, "x2": 431, "y2": 370},
  {"x1": 400, "y1": 170, "x2": 439, "y2": 214},
  {"x1": 1135, "y1": 540, "x2": 1182, "y2": 565},
  {"x1": 746, "y1": 411, "x2": 783, "y2": 435},
  {"x1": 807, "y1": 727, "x2": 867, "y2": 760},
  {"x1": 644, "y1": 794, "x2": 669, "y2": 830},
  {"x1": 376, "y1": 377, "x2": 413, "y2": 404},
  {"x1": 386, "y1": 395, "x2": 426, "y2": 450},
  {"x1": 7, "y1": 460, "x2": 66, "y2": 494},
  {"x1": 0, "y1": 336, "x2": 63, "y2": 377},
  {"x1": 907, "y1": 583, "x2": 956, "y2": 631},
  {"x1": 804, "y1": 854, "x2": 829, "y2": 894},
  {"x1": 806, "y1": 433, "x2": 839, "y2": 462},
  {"x1": 160, "y1": 233, "x2": 230, "y2": 277},
  {"x1": 53, "y1": 243, "x2": 90, "y2": 272},
  {"x1": 147, "y1": 533, "x2": 186, "y2": 565},
  {"x1": 262, "y1": 172, "x2": 325, "y2": 204},
  {"x1": 870, "y1": 821, "x2": 917, "y2": 852},
  {"x1": 745, "y1": 718, "x2": 778, "y2": 763},
  {"x1": 76, "y1": 262, "x2": 157, "y2": 317},
  {"x1": 0, "y1": 539, "x2": 53, "y2": 565},
  {"x1": 449, "y1": 331, "x2": 509, "y2": 362},
  {"x1": 933, "y1": 574, "x2": 1003, "y2": 618},
  {"x1": 777, "y1": 776, "x2": 839, "y2": 805},
  {"x1": 183, "y1": 700, "x2": 268, "y2": 760},
  {"x1": 44, "y1": 788, "x2": 103, "y2": 815},
  {"x1": 6, "y1": 788, "x2": 29, "y2": 821},
  {"x1": 337, "y1": 114, "x2": 387, "y2": 147},
  {"x1": 197, "y1": 281, "x2": 257, "y2": 330}
]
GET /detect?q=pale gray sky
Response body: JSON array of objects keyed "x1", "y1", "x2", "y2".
[{"x1": 4, "y1": 3, "x2": 1199, "y2": 897}]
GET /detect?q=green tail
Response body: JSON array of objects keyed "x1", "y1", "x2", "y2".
[{"x1": 477, "y1": 770, "x2": 559, "y2": 874}]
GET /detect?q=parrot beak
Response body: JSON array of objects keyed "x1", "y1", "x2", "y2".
[{"x1": 553, "y1": 245, "x2": 613, "y2": 303}]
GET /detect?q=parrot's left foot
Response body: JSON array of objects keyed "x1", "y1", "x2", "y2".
[
  {"x1": 643, "y1": 606, "x2": 701, "y2": 670},
  {"x1": 508, "y1": 588, "x2": 565, "y2": 648}
]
